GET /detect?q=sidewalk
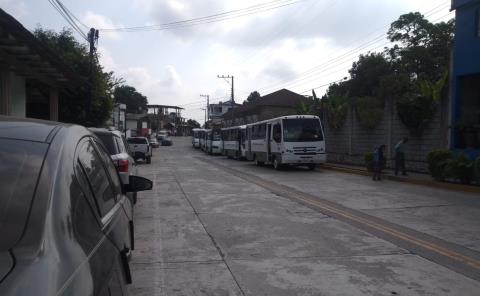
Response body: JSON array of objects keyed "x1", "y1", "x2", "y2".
[{"x1": 322, "y1": 162, "x2": 480, "y2": 195}]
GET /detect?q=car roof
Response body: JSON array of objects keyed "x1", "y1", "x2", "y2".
[
  {"x1": 0, "y1": 116, "x2": 64, "y2": 143},
  {"x1": 89, "y1": 127, "x2": 121, "y2": 137}
]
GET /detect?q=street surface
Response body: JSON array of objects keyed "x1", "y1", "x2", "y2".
[{"x1": 129, "y1": 137, "x2": 480, "y2": 296}]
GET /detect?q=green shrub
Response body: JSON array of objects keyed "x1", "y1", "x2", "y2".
[
  {"x1": 426, "y1": 149, "x2": 454, "y2": 181},
  {"x1": 444, "y1": 154, "x2": 474, "y2": 184},
  {"x1": 365, "y1": 153, "x2": 374, "y2": 172}
]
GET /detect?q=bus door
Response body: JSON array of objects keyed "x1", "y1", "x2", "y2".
[{"x1": 267, "y1": 123, "x2": 272, "y2": 161}]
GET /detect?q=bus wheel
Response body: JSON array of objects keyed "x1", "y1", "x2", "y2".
[
  {"x1": 255, "y1": 156, "x2": 264, "y2": 166},
  {"x1": 273, "y1": 158, "x2": 282, "y2": 170},
  {"x1": 307, "y1": 164, "x2": 316, "y2": 170}
]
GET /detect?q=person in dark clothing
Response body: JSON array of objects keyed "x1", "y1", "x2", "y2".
[
  {"x1": 373, "y1": 144, "x2": 386, "y2": 181},
  {"x1": 395, "y1": 137, "x2": 408, "y2": 176}
]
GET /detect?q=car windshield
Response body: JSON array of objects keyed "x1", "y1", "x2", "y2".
[
  {"x1": 128, "y1": 137, "x2": 147, "y2": 144},
  {"x1": 283, "y1": 119, "x2": 323, "y2": 142},
  {"x1": 95, "y1": 133, "x2": 118, "y2": 155},
  {"x1": 0, "y1": 139, "x2": 48, "y2": 251}
]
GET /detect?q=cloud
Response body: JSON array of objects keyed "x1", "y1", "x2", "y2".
[
  {"x1": 97, "y1": 47, "x2": 115, "y2": 71},
  {"x1": 81, "y1": 11, "x2": 121, "y2": 40},
  {"x1": 0, "y1": 0, "x2": 28, "y2": 18},
  {"x1": 261, "y1": 60, "x2": 297, "y2": 81},
  {"x1": 158, "y1": 65, "x2": 182, "y2": 88}
]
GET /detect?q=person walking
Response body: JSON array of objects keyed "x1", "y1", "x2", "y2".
[
  {"x1": 372, "y1": 144, "x2": 386, "y2": 181},
  {"x1": 395, "y1": 137, "x2": 408, "y2": 176}
]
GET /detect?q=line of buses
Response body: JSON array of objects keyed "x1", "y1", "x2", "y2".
[{"x1": 192, "y1": 115, "x2": 326, "y2": 170}]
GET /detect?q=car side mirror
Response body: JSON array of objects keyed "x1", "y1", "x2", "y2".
[{"x1": 124, "y1": 175, "x2": 153, "y2": 192}]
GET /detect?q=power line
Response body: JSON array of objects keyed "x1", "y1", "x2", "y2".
[
  {"x1": 47, "y1": 0, "x2": 88, "y2": 40},
  {"x1": 99, "y1": 0, "x2": 308, "y2": 32},
  {"x1": 242, "y1": 1, "x2": 451, "y2": 96}
]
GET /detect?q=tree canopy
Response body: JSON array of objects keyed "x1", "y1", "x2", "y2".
[
  {"x1": 187, "y1": 119, "x2": 201, "y2": 128},
  {"x1": 34, "y1": 28, "x2": 121, "y2": 126},
  {"x1": 114, "y1": 85, "x2": 148, "y2": 114},
  {"x1": 246, "y1": 91, "x2": 261, "y2": 103}
]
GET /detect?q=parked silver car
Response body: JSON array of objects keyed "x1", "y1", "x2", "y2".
[{"x1": 90, "y1": 128, "x2": 139, "y2": 203}]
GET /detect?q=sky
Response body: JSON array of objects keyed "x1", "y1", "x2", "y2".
[{"x1": 0, "y1": 0, "x2": 453, "y2": 124}]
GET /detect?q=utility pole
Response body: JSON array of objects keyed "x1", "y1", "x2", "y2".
[
  {"x1": 217, "y1": 75, "x2": 235, "y2": 126},
  {"x1": 87, "y1": 28, "x2": 99, "y2": 123},
  {"x1": 201, "y1": 108, "x2": 206, "y2": 128},
  {"x1": 200, "y1": 94, "x2": 209, "y2": 121}
]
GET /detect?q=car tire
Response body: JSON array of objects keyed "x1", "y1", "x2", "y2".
[{"x1": 146, "y1": 156, "x2": 151, "y2": 164}]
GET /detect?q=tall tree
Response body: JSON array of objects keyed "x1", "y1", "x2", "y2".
[
  {"x1": 34, "y1": 28, "x2": 116, "y2": 126},
  {"x1": 187, "y1": 119, "x2": 201, "y2": 128},
  {"x1": 246, "y1": 91, "x2": 261, "y2": 103},
  {"x1": 114, "y1": 85, "x2": 148, "y2": 114}
]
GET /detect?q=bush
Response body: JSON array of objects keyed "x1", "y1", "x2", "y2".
[
  {"x1": 397, "y1": 94, "x2": 437, "y2": 135},
  {"x1": 444, "y1": 154, "x2": 474, "y2": 184},
  {"x1": 426, "y1": 149, "x2": 453, "y2": 181},
  {"x1": 365, "y1": 153, "x2": 374, "y2": 171}
]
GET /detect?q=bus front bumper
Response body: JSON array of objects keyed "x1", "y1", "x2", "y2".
[{"x1": 281, "y1": 153, "x2": 326, "y2": 164}]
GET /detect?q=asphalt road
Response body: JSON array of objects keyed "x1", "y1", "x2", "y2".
[{"x1": 128, "y1": 137, "x2": 480, "y2": 296}]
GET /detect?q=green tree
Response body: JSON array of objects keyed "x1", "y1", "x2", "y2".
[
  {"x1": 114, "y1": 85, "x2": 148, "y2": 114},
  {"x1": 349, "y1": 52, "x2": 391, "y2": 98},
  {"x1": 387, "y1": 12, "x2": 454, "y2": 81},
  {"x1": 187, "y1": 119, "x2": 201, "y2": 128},
  {"x1": 246, "y1": 91, "x2": 261, "y2": 103},
  {"x1": 34, "y1": 28, "x2": 116, "y2": 126}
]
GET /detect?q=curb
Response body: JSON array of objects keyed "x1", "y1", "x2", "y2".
[{"x1": 322, "y1": 164, "x2": 480, "y2": 195}]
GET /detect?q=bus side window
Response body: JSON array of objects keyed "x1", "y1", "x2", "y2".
[{"x1": 273, "y1": 124, "x2": 281, "y2": 143}]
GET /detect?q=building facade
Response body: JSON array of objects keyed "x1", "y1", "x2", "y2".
[
  {"x1": 451, "y1": 0, "x2": 480, "y2": 155},
  {"x1": 0, "y1": 9, "x2": 79, "y2": 121}
]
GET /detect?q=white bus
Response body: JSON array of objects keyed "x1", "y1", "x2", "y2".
[
  {"x1": 221, "y1": 125, "x2": 247, "y2": 159},
  {"x1": 198, "y1": 129, "x2": 207, "y2": 151},
  {"x1": 221, "y1": 126, "x2": 240, "y2": 158},
  {"x1": 205, "y1": 128, "x2": 222, "y2": 155},
  {"x1": 246, "y1": 115, "x2": 326, "y2": 170},
  {"x1": 192, "y1": 128, "x2": 201, "y2": 148}
]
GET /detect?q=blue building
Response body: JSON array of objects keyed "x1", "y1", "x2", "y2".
[{"x1": 451, "y1": 0, "x2": 480, "y2": 155}]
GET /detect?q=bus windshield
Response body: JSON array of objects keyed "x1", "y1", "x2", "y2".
[
  {"x1": 283, "y1": 119, "x2": 323, "y2": 142},
  {"x1": 213, "y1": 130, "x2": 221, "y2": 141}
]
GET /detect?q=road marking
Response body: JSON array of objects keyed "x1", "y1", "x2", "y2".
[{"x1": 197, "y1": 156, "x2": 480, "y2": 279}]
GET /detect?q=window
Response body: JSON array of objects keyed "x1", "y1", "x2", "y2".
[
  {"x1": 78, "y1": 140, "x2": 116, "y2": 217},
  {"x1": 283, "y1": 119, "x2": 324, "y2": 142},
  {"x1": 93, "y1": 140, "x2": 123, "y2": 193},
  {"x1": 95, "y1": 133, "x2": 118, "y2": 155},
  {"x1": 114, "y1": 136, "x2": 126, "y2": 153},
  {"x1": 0, "y1": 139, "x2": 48, "y2": 251},
  {"x1": 273, "y1": 124, "x2": 282, "y2": 143},
  {"x1": 127, "y1": 137, "x2": 148, "y2": 144}
]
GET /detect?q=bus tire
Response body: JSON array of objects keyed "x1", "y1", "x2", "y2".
[
  {"x1": 307, "y1": 164, "x2": 316, "y2": 170},
  {"x1": 273, "y1": 158, "x2": 282, "y2": 170},
  {"x1": 254, "y1": 155, "x2": 264, "y2": 166}
]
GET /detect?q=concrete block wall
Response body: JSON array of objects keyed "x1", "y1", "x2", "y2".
[{"x1": 324, "y1": 98, "x2": 449, "y2": 172}]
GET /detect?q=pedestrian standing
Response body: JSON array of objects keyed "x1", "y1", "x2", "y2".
[
  {"x1": 395, "y1": 137, "x2": 408, "y2": 176},
  {"x1": 372, "y1": 144, "x2": 386, "y2": 181}
]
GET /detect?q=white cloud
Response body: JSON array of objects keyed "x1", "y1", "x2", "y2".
[
  {"x1": 97, "y1": 47, "x2": 115, "y2": 71},
  {"x1": 81, "y1": 11, "x2": 121, "y2": 40},
  {"x1": 0, "y1": 0, "x2": 28, "y2": 18}
]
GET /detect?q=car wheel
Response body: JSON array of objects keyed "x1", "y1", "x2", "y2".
[
  {"x1": 146, "y1": 156, "x2": 151, "y2": 164},
  {"x1": 273, "y1": 158, "x2": 282, "y2": 170}
]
